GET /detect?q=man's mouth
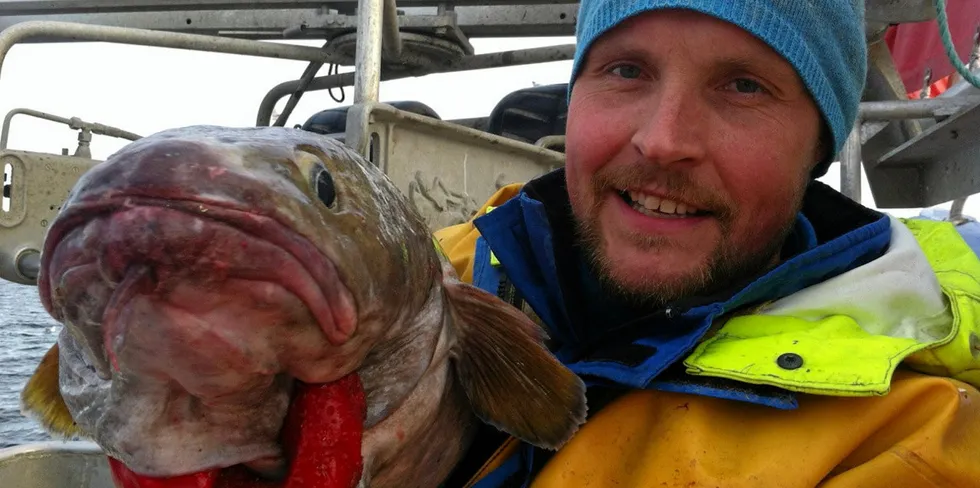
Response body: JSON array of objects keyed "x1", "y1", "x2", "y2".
[{"x1": 616, "y1": 189, "x2": 711, "y2": 218}]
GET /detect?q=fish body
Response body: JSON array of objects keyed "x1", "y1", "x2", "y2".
[{"x1": 21, "y1": 125, "x2": 586, "y2": 488}]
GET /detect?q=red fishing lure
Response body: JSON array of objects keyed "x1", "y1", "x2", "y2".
[{"x1": 108, "y1": 374, "x2": 366, "y2": 488}]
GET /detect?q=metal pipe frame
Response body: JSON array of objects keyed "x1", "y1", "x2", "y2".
[
  {"x1": 270, "y1": 0, "x2": 414, "y2": 129},
  {"x1": 0, "y1": 0, "x2": 940, "y2": 16},
  {"x1": 66, "y1": 116, "x2": 143, "y2": 141},
  {"x1": 948, "y1": 198, "x2": 970, "y2": 225},
  {"x1": 1, "y1": 107, "x2": 142, "y2": 151},
  {"x1": 353, "y1": 0, "x2": 384, "y2": 104},
  {"x1": 0, "y1": 6, "x2": 581, "y2": 41},
  {"x1": 0, "y1": 20, "x2": 349, "y2": 81},
  {"x1": 272, "y1": 41, "x2": 330, "y2": 127},
  {"x1": 382, "y1": 0, "x2": 403, "y2": 59},
  {"x1": 1, "y1": 108, "x2": 71, "y2": 149},
  {"x1": 256, "y1": 43, "x2": 576, "y2": 126},
  {"x1": 858, "y1": 96, "x2": 980, "y2": 121},
  {"x1": 839, "y1": 119, "x2": 863, "y2": 203},
  {"x1": 0, "y1": 0, "x2": 571, "y2": 13},
  {"x1": 845, "y1": 95, "x2": 980, "y2": 207}
]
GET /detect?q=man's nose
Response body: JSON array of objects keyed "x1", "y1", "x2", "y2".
[{"x1": 629, "y1": 82, "x2": 707, "y2": 167}]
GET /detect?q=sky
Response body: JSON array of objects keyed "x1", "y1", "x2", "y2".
[{"x1": 0, "y1": 36, "x2": 965, "y2": 219}]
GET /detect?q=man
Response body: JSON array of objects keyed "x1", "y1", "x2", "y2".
[{"x1": 435, "y1": 0, "x2": 980, "y2": 486}]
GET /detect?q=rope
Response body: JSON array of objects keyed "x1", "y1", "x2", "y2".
[
  {"x1": 933, "y1": 0, "x2": 980, "y2": 88},
  {"x1": 327, "y1": 62, "x2": 346, "y2": 104}
]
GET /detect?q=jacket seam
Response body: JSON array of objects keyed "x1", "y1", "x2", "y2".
[{"x1": 887, "y1": 446, "x2": 953, "y2": 488}]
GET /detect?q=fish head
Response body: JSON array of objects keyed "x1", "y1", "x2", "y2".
[
  {"x1": 32, "y1": 126, "x2": 439, "y2": 479},
  {"x1": 44, "y1": 124, "x2": 436, "y2": 352},
  {"x1": 41, "y1": 125, "x2": 439, "y2": 377}
]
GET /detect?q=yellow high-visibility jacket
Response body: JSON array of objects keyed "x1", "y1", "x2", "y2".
[{"x1": 435, "y1": 174, "x2": 980, "y2": 488}]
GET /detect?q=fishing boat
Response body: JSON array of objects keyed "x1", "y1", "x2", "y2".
[{"x1": 0, "y1": 0, "x2": 977, "y2": 486}]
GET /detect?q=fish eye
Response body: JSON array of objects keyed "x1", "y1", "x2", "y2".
[{"x1": 312, "y1": 164, "x2": 336, "y2": 208}]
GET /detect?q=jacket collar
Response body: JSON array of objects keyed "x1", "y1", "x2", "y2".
[{"x1": 473, "y1": 169, "x2": 889, "y2": 361}]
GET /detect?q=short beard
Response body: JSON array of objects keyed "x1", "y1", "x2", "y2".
[{"x1": 571, "y1": 164, "x2": 806, "y2": 309}]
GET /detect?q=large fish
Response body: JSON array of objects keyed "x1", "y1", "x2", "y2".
[{"x1": 19, "y1": 125, "x2": 587, "y2": 488}]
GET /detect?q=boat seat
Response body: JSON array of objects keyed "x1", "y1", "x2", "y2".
[
  {"x1": 486, "y1": 83, "x2": 568, "y2": 146},
  {"x1": 300, "y1": 101, "x2": 441, "y2": 135}
]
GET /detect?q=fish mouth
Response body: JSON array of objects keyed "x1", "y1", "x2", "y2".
[
  {"x1": 41, "y1": 195, "x2": 358, "y2": 358},
  {"x1": 42, "y1": 194, "x2": 366, "y2": 482}
]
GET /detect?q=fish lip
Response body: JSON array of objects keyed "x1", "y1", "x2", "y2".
[{"x1": 40, "y1": 194, "x2": 358, "y2": 347}]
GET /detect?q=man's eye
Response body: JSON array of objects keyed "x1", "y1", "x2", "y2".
[
  {"x1": 730, "y1": 78, "x2": 765, "y2": 94},
  {"x1": 610, "y1": 64, "x2": 642, "y2": 79}
]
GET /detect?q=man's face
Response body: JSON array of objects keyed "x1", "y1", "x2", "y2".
[{"x1": 565, "y1": 10, "x2": 824, "y2": 305}]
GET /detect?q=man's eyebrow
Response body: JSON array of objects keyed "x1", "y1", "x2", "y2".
[
  {"x1": 713, "y1": 56, "x2": 757, "y2": 72},
  {"x1": 712, "y1": 55, "x2": 798, "y2": 79}
]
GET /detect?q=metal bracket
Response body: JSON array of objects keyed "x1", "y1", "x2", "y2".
[
  {"x1": 0, "y1": 150, "x2": 100, "y2": 285},
  {"x1": 860, "y1": 39, "x2": 924, "y2": 164},
  {"x1": 347, "y1": 102, "x2": 563, "y2": 229},
  {"x1": 870, "y1": 98, "x2": 980, "y2": 208}
]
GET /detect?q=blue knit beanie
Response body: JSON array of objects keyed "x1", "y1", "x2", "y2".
[{"x1": 569, "y1": 0, "x2": 868, "y2": 177}]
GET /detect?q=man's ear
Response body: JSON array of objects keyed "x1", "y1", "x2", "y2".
[
  {"x1": 808, "y1": 123, "x2": 834, "y2": 178},
  {"x1": 816, "y1": 123, "x2": 833, "y2": 167}
]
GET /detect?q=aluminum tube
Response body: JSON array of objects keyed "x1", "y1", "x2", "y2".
[
  {"x1": 273, "y1": 56, "x2": 327, "y2": 127},
  {"x1": 858, "y1": 96, "x2": 980, "y2": 120},
  {"x1": 949, "y1": 197, "x2": 969, "y2": 224},
  {"x1": 382, "y1": 0, "x2": 403, "y2": 59},
  {"x1": 353, "y1": 0, "x2": 384, "y2": 104},
  {"x1": 2, "y1": 109, "x2": 141, "y2": 151},
  {"x1": 258, "y1": 71, "x2": 355, "y2": 126},
  {"x1": 72, "y1": 119, "x2": 143, "y2": 141},
  {"x1": 839, "y1": 121, "x2": 863, "y2": 202},
  {"x1": 457, "y1": 44, "x2": 576, "y2": 70},
  {"x1": 0, "y1": 0, "x2": 567, "y2": 14},
  {"x1": 1, "y1": 108, "x2": 71, "y2": 149},
  {"x1": 255, "y1": 44, "x2": 576, "y2": 126},
  {"x1": 0, "y1": 20, "x2": 347, "y2": 80}
]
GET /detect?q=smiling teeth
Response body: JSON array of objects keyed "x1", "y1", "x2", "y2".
[{"x1": 627, "y1": 190, "x2": 700, "y2": 215}]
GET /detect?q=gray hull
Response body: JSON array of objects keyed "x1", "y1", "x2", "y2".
[{"x1": 0, "y1": 442, "x2": 113, "y2": 488}]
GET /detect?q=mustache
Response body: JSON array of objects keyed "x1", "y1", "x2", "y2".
[{"x1": 588, "y1": 163, "x2": 734, "y2": 219}]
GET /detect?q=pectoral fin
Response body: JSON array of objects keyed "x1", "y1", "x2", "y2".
[
  {"x1": 21, "y1": 343, "x2": 82, "y2": 438},
  {"x1": 445, "y1": 281, "x2": 586, "y2": 450}
]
